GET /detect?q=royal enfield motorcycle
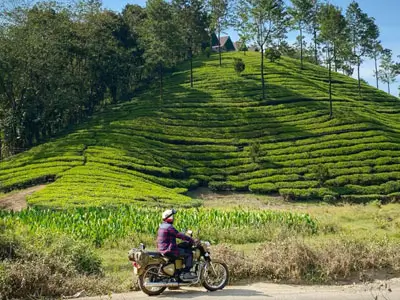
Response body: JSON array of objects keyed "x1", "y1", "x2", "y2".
[{"x1": 128, "y1": 234, "x2": 229, "y2": 296}]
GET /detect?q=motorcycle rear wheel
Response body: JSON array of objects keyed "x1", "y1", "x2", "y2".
[
  {"x1": 202, "y1": 260, "x2": 229, "y2": 291},
  {"x1": 138, "y1": 265, "x2": 167, "y2": 296}
]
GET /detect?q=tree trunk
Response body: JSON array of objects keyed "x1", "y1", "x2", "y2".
[
  {"x1": 110, "y1": 85, "x2": 117, "y2": 104},
  {"x1": 374, "y1": 55, "x2": 379, "y2": 89},
  {"x1": 357, "y1": 59, "x2": 361, "y2": 98},
  {"x1": 261, "y1": 45, "x2": 265, "y2": 100},
  {"x1": 328, "y1": 48, "x2": 332, "y2": 119},
  {"x1": 388, "y1": 82, "x2": 390, "y2": 94},
  {"x1": 159, "y1": 63, "x2": 163, "y2": 101},
  {"x1": 334, "y1": 48, "x2": 337, "y2": 72},
  {"x1": 314, "y1": 28, "x2": 318, "y2": 65},
  {"x1": 300, "y1": 26, "x2": 304, "y2": 69},
  {"x1": 218, "y1": 27, "x2": 222, "y2": 66},
  {"x1": 190, "y1": 48, "x2": 193, "y2": 88}
]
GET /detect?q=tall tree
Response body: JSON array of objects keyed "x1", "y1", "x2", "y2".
[
  {"x1": 346, "y1": 1, "x2": 379, "y2": 96},
  {"x1": 236, "y1": 0, "x2": 288, "y2": 100},
  {"x1": 288, "y1": 0, "x2": 313, "y2": 69},
  {"x1": 318, "y1": 3, "x2": 347, "y2": 118},
  {"x1": 307, "y1": 0, "x2": 322, "y2": 65},
  {"x1": 142, "y1": 0, "x2": 180, "y2": 101},
  {"x1": 173, "y1": 0, "x2": 208, "y2": 87},
  {"x1": 122, "y1": 4, "x2": 147, "y2": 82},
  {"x1": 236, "y1": 18, "x2": 251, "y2": 56},
  {"x1": 208, "y1": 0, "x2": 230, "y2": 66},
  {"x1": 370, "y1": 41, "x2": 383, "y2": 89},
  {"x1": 0, "y1": 0, "x2": 145, "y2": 157},
  {"x1": 378, "y1": 49, "x2": 399, "y2": 94}
]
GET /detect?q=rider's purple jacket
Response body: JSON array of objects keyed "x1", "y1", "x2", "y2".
[{"x1": 157, "y1": 222, "x2": 193, "y2": 256}]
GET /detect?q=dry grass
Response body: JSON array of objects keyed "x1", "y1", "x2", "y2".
[
  {"x1": 212, "y1": 236, "x2": 400, "y2": 284},
  {"x1": 0, "y1": 226, "x2": 121, "y2": 300},
  {"x1": 0, "y1": 259, "x2": 115, "y2": 299}
]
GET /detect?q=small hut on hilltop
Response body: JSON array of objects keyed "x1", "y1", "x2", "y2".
[{"x1": 211, "y1": 33, "x2": 235, "y2": 52}]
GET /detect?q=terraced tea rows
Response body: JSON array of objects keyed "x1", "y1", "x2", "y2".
[{"x1": 1, "y1": 52, "x2": 400, "y2": 207}]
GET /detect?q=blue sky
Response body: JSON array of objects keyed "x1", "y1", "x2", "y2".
[{"x1": 103, "y1": 0, "x2": 399, "y2": 96}]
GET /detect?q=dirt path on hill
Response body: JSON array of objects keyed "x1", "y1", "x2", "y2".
[
  {"x1": 0, "y1": 185, "x2": 46, "y2": 211},
  {"x1": 78, "y1": 279, "x2": 400, "y2": 300},
  {"x1": 187, "y1": 187, "x2": 289, "y2": 209}
]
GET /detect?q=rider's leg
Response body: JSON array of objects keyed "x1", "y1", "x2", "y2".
[
  {"x1": 178, "y1": 248, "x2": 196, "y2": 280},
  {"x1": 178, "y1": 248, "x2": 192, "y2": 272},
  {"x1": 184, "y1": 248, "x2": 193, "y2": 271}
]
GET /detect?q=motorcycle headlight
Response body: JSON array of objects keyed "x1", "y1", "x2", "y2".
[{"x1": 203, "y1": 241, "x2": 211, "y2": 250}]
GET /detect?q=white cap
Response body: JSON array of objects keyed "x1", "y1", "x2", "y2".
[{"x1": 162, "y1": 209, "x2": 176, "y2": 220}]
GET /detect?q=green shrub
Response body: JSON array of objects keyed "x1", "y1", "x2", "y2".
[
  {"x1": 312, "y1": 164, "x2": 330, "y2": 187},
  {"x1": 233, "y1": 58, "x2": 245, "y2": 76},
  {"x1": 340, "y1": 194, "x2": 389, "y2": 203},
  {"x1": 279, "y1": 188, "x2": 337, "y2": 201},
  {"x1": 48, "y1": 237, "x2": 102, "y2": 275},
  {"x1": 323, "y1": 194, "x2": 337, "y2": 204},
  {"x1": 249, "y1": 183, "x2": 278, "y2": 193},
  {"x1": 265, "y1": 47, "x2": 281, "y2": 62},
  {"x1": 0, "y1": 222, "x2": 22, "y2": 261},
  {"x1": 249, "y1": 141, "x2": 261, "y2": 163},
  {"x1": 205, "y1": 47, "x2": 211, "y2": 58},
  {"x1": 208, "y1": 181, "x2": 233, "y2": 191}
]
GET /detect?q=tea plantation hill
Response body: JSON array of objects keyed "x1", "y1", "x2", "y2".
[{"x1": 1, "y1": 52, "x2": 400, "y2": 208}]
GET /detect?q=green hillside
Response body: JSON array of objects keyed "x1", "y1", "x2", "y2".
[{"x1": 1, "y1": 52, "x2": 400, "y2": 207}]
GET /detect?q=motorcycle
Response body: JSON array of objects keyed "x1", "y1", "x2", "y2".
[{"x1": 128, "y1": 231, "x2": 229, "y2": 296}]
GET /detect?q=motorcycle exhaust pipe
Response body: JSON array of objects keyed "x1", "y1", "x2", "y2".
[
  {"x1": 144, "y1": 282, "x2": 192, "y2": 288},
  {"x1": 144, "y1": 282, "x2": 179, "y2": 288}
]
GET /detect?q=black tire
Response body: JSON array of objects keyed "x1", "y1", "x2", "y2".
[
  {"x1": 202, "y1": 260, "x2": 229, "y2": 291},
  {"x1": 138, "y1": 265, "x2": 167, "y2": 296}
]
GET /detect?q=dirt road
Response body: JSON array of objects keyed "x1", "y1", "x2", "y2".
[
  {"x1": 0, "y1": 185, "x2": 45, "y2": 211},
  {"x1": 79, "y1": 279, "x2": 400, "y2": 300}
]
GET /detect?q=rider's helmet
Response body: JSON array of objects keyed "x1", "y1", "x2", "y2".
[{"x1": 162, "y1": 208, "x2": 177, "y2": 224}]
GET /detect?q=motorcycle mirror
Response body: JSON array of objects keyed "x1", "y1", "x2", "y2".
[{"x1": 140, "y1": 243, "x2": 146, "y2": 250}]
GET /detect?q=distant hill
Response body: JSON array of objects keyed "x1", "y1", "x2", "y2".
[{"x1": 1, "y1": 52, "x2": 400, "y2": 207}]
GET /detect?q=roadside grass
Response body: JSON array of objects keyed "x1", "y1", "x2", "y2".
[
  {"x1": 96, "y1": 246, "x2": 136, "y2": 292},
  {"x1": 0, "y1": 223, "x2": 118, "y2": 299},
  {"x1": 200, "y1": 191, "x2": 400, "y2": 241},
  {"x1": 2, "y1": 200, "x2": 400, "y2": 298},
  {"x1": 93, "y1": 200, "x2": 400, "y2": 288}
]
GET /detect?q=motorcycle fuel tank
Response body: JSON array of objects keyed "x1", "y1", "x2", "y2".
[{"x1": 162, "y1": 263, "x2": 175, "y2": 276}]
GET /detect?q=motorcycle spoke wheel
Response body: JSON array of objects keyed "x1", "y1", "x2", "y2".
[
  {"x1": 138, "y1": 265, "x2": 167, "y2": 296},
  {"x1": 202, "y1": 260, "x2": 229, "y2": 291}
]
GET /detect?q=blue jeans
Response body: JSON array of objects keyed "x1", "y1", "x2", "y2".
[{"x1": 178, "y1": 247, "x2": 193, "y2": 270}]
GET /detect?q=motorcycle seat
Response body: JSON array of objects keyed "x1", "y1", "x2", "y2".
[{"x1": 147, "y1": 251, "x2": 162, "y2": 258}]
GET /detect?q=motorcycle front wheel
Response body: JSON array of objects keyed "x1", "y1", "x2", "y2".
[
  {"x1": 138, "y1": 265, "x2": 167, "y2": 296},
  {"x1": 202, "y1": 260, "x2": 229, "y2": 291}
]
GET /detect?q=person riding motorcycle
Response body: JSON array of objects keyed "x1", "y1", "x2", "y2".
[{"x1": 157, "y1": 209, "x2": 197, "y2": 280}]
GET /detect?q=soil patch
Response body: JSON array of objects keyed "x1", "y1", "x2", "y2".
[
  {"x1": 0, "y1": 185, "x2": 46, "y2": 211},
  {"x1": 187, "y1": 187, "x2": 310, "y2": 209}
]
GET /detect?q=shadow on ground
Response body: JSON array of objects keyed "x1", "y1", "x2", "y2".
[{"x1": 156, "y1": 288, "x2": 270, "y2": 298}]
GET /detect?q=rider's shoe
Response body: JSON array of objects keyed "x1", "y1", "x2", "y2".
[{"x1": 180, "y1": 272, "x2": 197, "y2": 280}]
